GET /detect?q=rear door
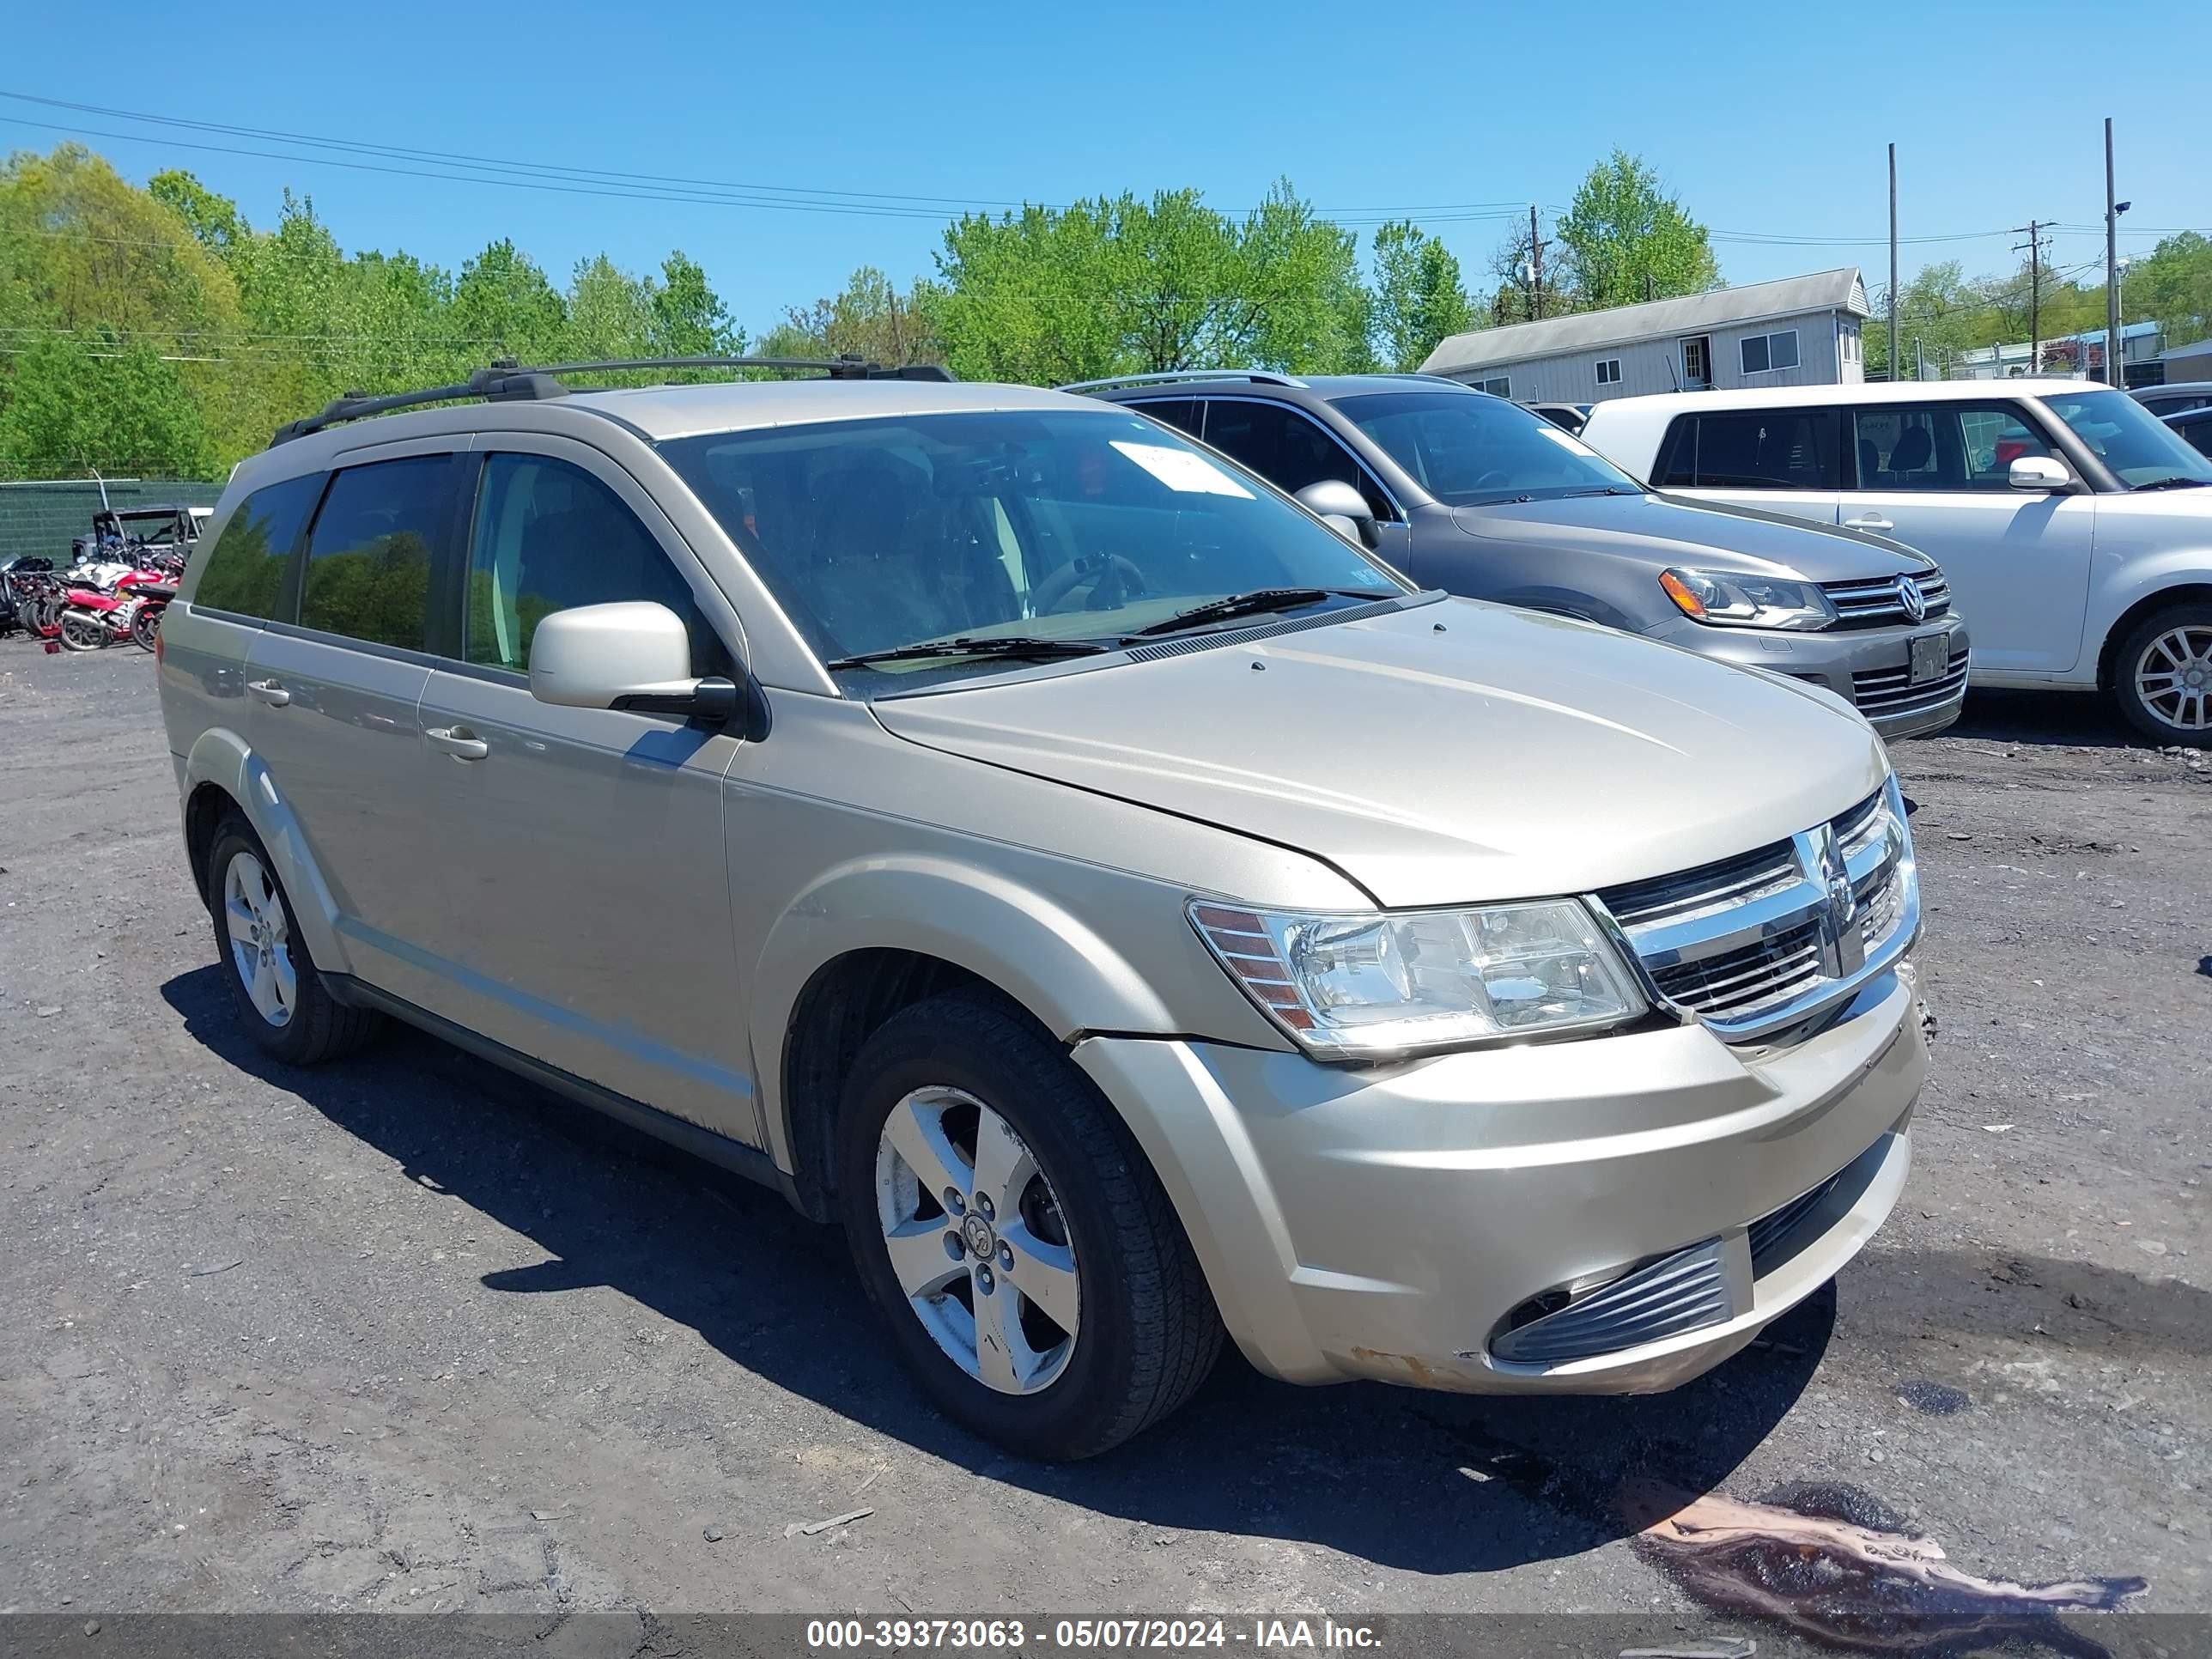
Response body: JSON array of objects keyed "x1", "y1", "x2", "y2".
[
  {"x1": 1650, "y1": 405, "x2": 1845, "y2": 526},
  {"x1": 408, "y1": 437, "x2": 757, "y2": 1141},
  {"x1": 1839, "y1": 400, "x2": 2094, "y2": 674},
  {"x1": 237, "y1": 444, "x2": 459, "y2": 985}
]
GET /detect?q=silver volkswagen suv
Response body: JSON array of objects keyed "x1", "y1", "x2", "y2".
[{"x1": 159, "y1": 358, "x2": 1928, "y2": 1460}]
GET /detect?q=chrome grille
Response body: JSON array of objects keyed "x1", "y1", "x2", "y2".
[
  {"x1": 1821, "y1": 571, "x2": 1952, "y2": 629},
  {"x1": 1852, "y1": 647, "x2": 1971, "y2": 717},
  {"x1": 1594, "y1": 778, "x2": 1918, "y2": 1042}
]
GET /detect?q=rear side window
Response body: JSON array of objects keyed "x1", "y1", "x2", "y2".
[
  {"x1": 1657, "y1": 410, "x2": 1843, "y2": 489},
  {"x1": 463, "y1": 453, "x2": 727, "y2": 675},
  {"x1": 299, "y1": 456, "x2": 451, "y2": 650},
  {"x1": 191, "y1": 474, "x2": 321, "y2": 619}
]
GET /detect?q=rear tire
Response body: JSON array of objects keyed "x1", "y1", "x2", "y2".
[
  {"x1": 2112, "y1": 603, "x2": 2212, "y2": 746},
  {"x1": 204, "y1": 813, "x2": 382, "y2": 1064},
  {"x1": 58, "y1": 611, "x2": 106, "y2": 652},
  {"x1": 836, "y1": 988, "x2": 1223, "y2": 1460},
  {"x1": 131, "y1": 605, "x2": 161, "y2": 653}
]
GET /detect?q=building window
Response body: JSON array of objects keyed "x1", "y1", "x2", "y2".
[
  {"x1": 1840, "y1": 328, "x2": 1859, "y2": 363},
  {"x1": 1740, "y1": 330, "x2": 1802, "y2": 375},
  {"x1": 1471, "y1": 375, "x2": 1512, "y2": 398},
  {"x1": 1595, "y1": 359, "x2": 1622, "y2": 386}
]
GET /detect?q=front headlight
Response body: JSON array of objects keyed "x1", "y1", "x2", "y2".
[
  {"x1": 1190, "y1": 898, "x2": 1647, "y2": 1060},
  {"x1": 1660, "y1": 566, "x2": 1837, "y2": 631}
]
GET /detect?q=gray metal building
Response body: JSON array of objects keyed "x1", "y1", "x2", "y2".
[{"x1": 1420, "y1": 268, "x2": 1870, "y2": 405}]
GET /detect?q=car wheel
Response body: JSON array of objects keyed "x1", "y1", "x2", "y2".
[
  {"x1": 2113, "y1": 603, "x2": 2212, "y2": 746},
  {"x1": 837, "y1": 988, "x2": 1223, "y2": 1460},
  {"x1": 204, "y1": 813, "x2": 382, "y2": 1063}
]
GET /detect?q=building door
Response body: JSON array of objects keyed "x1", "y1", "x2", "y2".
[{"x1": 1681, "y1": 337, "x2": 1711, "y2": 390}]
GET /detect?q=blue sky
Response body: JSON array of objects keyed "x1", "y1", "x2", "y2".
[{"x1": 6, "y1": 0, "x2": 2208, "y2": 331}]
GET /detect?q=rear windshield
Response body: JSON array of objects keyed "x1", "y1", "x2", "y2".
[
  {"x1": 1333, "y1": 390, "x2": 1643, "y2": 507},
  {"x1": 658, "y1": 407, "x2": 1408, "y2": 686}
]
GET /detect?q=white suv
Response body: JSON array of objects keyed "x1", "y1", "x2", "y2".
[{"x1": 1584, "y1": 380, "x2": 2212, "y2": 743}]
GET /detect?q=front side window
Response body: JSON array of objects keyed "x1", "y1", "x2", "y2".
[
  {"x1": 1200, "y1": 401, "x2": 1392, "y2": 519},
  {"x1": 1123, "y1": 398, "x2": 1201, "y2": 437},
  {"x1": 464, "y1": 453, "x2": 726, "y2": 674},
  {"x1": 192, "y1": 473, "x2": 322, "y2": 619},
  {"x1": 1337, "y1": 390, "x2": 1644, "y2": 506},
  {"x1": 299, "y1": 456, "x2": 447, "y2": 649},
  {"x1": 2038, "y1": 389, "x2": 2212, "y2": 489},
  {"x1": 2173, "y1": 414, "x2": 2212, "y2": 460},
  {"x1": 1659, "y1": 410, "x2": 1843, "y2": 490},
  {"x1": 1851, "y1": 404, "x2": 2051, "y2": 491},
  {"x1": 658, "y1": 409, "x2": 1407, "y2": 687}
]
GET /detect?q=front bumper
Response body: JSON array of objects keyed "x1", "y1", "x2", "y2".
[
  {"x1": 1073, "y1": 964, "x2": 1924, "y2": 1393},
  {"x1": 1645, "y1": 612, "x2": 1970, "y2": 740}
]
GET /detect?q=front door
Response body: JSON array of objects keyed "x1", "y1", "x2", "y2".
[
  {"x1": 410, "y1": 439, "x2": 759, "y2": 1142},
  {"x1": 1681, "y1": 337, "x2": 1711, "y2": 390},
  {"x1": 1841, "y1": 402, "x2": 2095, "y2": 674}
]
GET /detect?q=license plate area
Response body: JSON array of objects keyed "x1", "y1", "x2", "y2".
[{"x1": 1908, "y1": 631, "x2": 1949, "y2": 685}]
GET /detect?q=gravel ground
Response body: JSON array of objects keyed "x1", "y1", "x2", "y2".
[{"x1": 1, "y1": 647, "x2": 2206, "y2": 1638}]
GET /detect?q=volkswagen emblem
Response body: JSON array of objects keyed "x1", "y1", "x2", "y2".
[{"x1": 1896, "y1": 575, "x2": 1928, "y2": 625}]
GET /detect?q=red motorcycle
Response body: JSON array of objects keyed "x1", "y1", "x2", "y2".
[{"x1": 56, "y1": 564, "x2": 177, "y2": 653}]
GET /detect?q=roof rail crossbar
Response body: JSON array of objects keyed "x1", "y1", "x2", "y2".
[
  {"x1": 1055, "y1": 368, "x2": 1306, "y2": 395},
  {"x1": 270, "y1": 355, "x2": 954, "y2": 447}
]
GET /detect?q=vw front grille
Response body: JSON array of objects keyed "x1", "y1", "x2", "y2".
[
  {"x1": 1821, "y1": 572, "x2": 1952, "y2": 629},
  {"x1": 1595, "y1": 777, "x2": 1918, "y2": 1041}
]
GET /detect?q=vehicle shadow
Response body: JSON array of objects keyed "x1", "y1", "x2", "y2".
[
  {"x1": 162, "y1": 963, "x2": 1832, "y2": 1576},
  {"x1": 1950, "y1": 689, "x2": 2141, "y2": 749}
]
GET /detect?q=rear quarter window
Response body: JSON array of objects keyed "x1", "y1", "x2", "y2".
[{"x1": 190, "y1": 473, "x2": 324, "y2": 619}]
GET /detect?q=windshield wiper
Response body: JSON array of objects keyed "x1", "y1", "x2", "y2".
[
  {"x1": 1557, "y1": 485, "x2": 1635, "y2": 497},
  {"x1": 2132, "y1": 476, "x2": 2210, "y2": 491},
  {"x1": 823, "y1": 635, "x2": 1113, "y2": 671},
  {"x1": 1129, "y1": 586, "x2": 1398, "y2": 639}
]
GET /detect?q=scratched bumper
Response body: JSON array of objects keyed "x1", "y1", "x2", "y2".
[{"x1": 1073, "y1": 964, "x2": 1923, "y2": 1392}]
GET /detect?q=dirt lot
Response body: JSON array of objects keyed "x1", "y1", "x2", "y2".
[{"x1": 2, "y1": 647, "x2": 2207, "y2": 1638}]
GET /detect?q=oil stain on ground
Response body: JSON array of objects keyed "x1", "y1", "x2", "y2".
[{"x1": 1623, "y1": 1476, "x2": 2146, "y2": 1656}]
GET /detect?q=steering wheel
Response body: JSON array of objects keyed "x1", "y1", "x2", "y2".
[
  {"x1": 1471, "y1": 469, "x2": 1513, "y2": 491},
  {"x1": 1032, "y1": 554, "x2": 1148, "y2": 615}
]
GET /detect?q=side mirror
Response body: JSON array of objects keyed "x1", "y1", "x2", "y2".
[
  {"x1": 1293, "y1": 480, "x2": 1380, "y2": 550},
  {"x1": 529, "y1": 602, "x2": 742, "y2": 724},
  {"x1": 2009, "y1": 455, "x2": 2073, "y2": 491}
]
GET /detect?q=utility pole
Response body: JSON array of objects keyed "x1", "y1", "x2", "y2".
[
  {"x1": 1887, "y1": 143, "x2": 1900, "y2": 382},
  {"x1": 2013, "y1": 219, "x2": 2046, "y2": 373},
  {"x1": 2104, "y1": 120, "x2": 2120, "y2": 386},
  {"x1": 1528, "y1": 204, "x2": 1544, "y2": 320}
]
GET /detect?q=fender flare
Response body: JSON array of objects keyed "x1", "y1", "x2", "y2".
[
  {"x1": 749, "y1": 855, "x2": 1183, "y2": 1173},
  {"x1": 181, "y1": 726, "x2": 351, "y2": 976}
]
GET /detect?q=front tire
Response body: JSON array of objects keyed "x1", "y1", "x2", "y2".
[
  {"x1": 131, "y1": 605, "x2": 161, "y2": 652},
  {"x1": 2113, "y1": 603, "x2": 2212, "y2": 745},
  {"x1": 836, "y1": 989, "x2": 1223, "y2": 1460},
  {"x1": 204, "y1": 814, "x2": 382, "y2": 1064}
]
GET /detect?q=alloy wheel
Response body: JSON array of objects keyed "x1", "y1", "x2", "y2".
[
  {"x1": 222, "y1": 850, "x2": 297, "y2": 1028},
  {"x1": 2134, "y1": 624, "x2": 2212, "y2": 733},
  {"x1": 874, "y1": 1085, "x2": 1081, "y2": 1395}
]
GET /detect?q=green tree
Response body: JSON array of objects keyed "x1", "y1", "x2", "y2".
[
  {"x1": 1370, "y1": 220, "x2": 1474, "y2": 370},
  {"x1": 147, "y1": 169, "x2": 250, "y2": 259},
  {"x1": 1553, "y1": 151, "x2": 1719, "y2": 309},
  {"x1": 760, "y1": 265, "x2": 937, "y2": 365},
  {"x1": 2126, "y1": 233, "x2": 2212, "y2": 346},
  {"x1": 452, "y1": 238, "x2": 568, "y2": 362},
  {"x1": 652, "y1": 250, "x2": 744, "y2": 358},
  {"x1": 0, "y1": 329, "x2": 210, "y2": 477}
]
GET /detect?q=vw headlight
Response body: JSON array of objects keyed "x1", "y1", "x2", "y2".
[
  {"x1": 1190, "y1": 899, "x2": 1647, "y2": 1060},
  {"x1": 1660, "y1": 567, "x2": 1837, "y2": 631}
]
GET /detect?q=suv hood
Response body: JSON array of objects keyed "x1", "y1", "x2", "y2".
[
  {"x1": 1453, "y1": 489, "x2": 1934, "y2": 580},
  {"x1": 869, "y1": 601, "x2": 1888, "y2": 908}
]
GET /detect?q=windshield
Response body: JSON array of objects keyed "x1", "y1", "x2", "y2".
[
  {"x1": 2038, "y1": 388, "x2": 2212, "y2": 489},
  {"x1": 659, "y1": 409, "x2": 1411, "y2": 685},
  {"x1": 1333, "y1": 390, "x2": 1644, "y2": 506}
]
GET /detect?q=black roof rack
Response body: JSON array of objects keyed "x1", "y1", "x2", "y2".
[{"x1": 270, "y1": 355, "x2": 956, "y2": 447}]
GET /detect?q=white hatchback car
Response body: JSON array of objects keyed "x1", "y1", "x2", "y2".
[{"x1": 1584, "y1": 380, "x2": 2212, "y2": 743}]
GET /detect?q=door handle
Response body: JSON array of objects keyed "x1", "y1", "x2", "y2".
[
  {"x1": 245, "y1": 678, "x2": 291, "y2": 707},
  {"x1": 1845, "y1": 514, "x2": 1895, "y2": 532},
  {"x1": 424, "y1": 725, "x2": 489, "y2": 761}
]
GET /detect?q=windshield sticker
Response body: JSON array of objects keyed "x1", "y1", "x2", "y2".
[{"x1": 1110, "y1": 441, "x2": 1255, "y2": 498}]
